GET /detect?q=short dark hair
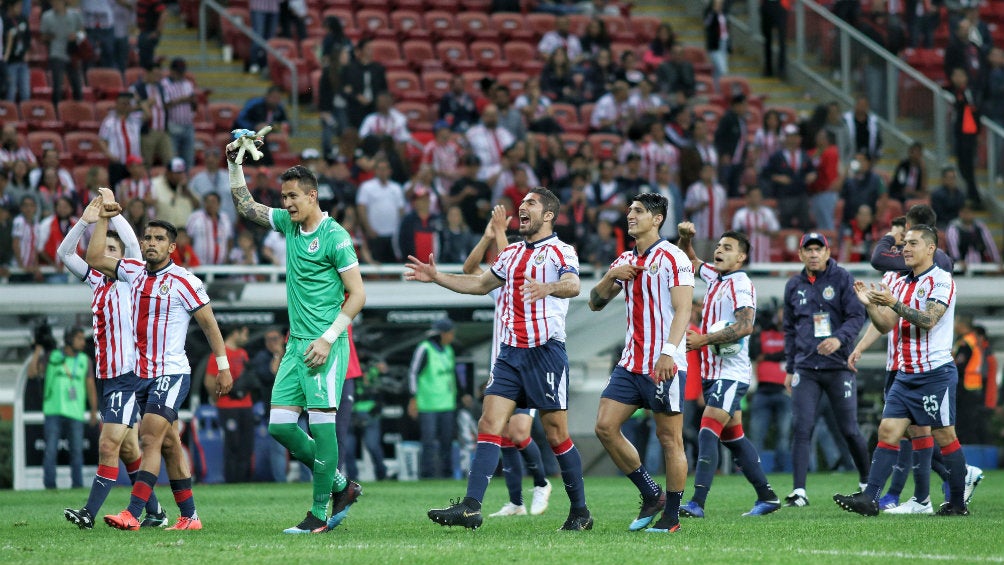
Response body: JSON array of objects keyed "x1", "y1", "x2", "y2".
[
  {"x1": 720, "y1": 230, "x2": 751, "y2": 259},
  {"x1": 909, "y1": 224, "x2": 939, "y2": 247},
  {"x1": 529, "y1": 187, "x2": 560, "y2": 223},
  {"x1": 64, "y1": 326, "x2": 84, "y2": 347},
  {"x1": 147, "y1": 219, "x2": 178, "y2": 242},
  {"x1": 906, "y1": 204, "x2": 936, "y2": 228},
  {"x1": 279, "y1": 165, "x2": 318, "y2": 193},
  {"x1": 633, "y1": 193, "x2": 668, "y2": 229},
  {"x1": 106, "y1": 229, "x2": 124, "y2": 249}
]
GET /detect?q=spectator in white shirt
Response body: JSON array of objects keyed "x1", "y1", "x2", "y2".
[
  {"x1": 590, "y1": 80, "x2": 632, "y2": 133},
  {"x1": 359, "y1": 92, "x2": 414, "y2": 145},
  {"x1": 684, "y1": 162, "x2": 727, "y2": 257},
  {"x1": 189, "y1": 147, "x2": 236, "y2": 224},
  {"x1": 731, "y1": 186, "x2": 779, "y2": 264},
  {"x1": 356, "y1": 158, "x2": 405, "y2": 262},
  {"x1": 185, "y1": 192, "x2": 233, "y2": 265},
  {"x1": 538, "y1": 15, "x2": 583, "y2": 63},
  {"x1": 465, "y1": 104, "x2": 516, "y2": 177}
]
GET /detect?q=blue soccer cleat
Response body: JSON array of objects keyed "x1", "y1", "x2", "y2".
[
  {"x1": 742, "y1": 499, "x2": 781, "y2": 517},
  {"x1": 679, "y1": 500, "x2": 705, "y2": 518},
  {"x1": 878, "y1": 493, "x2": 900, "y2": 510}
]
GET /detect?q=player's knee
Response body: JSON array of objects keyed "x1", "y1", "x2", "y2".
[
  {"x1": 931, "y1": 427, "x2": 957, "y2": 446},
  {"x1": 656, "y1": 427, "x2": 683, "y2": 451},
  {"x1": 98, "y1": 435, "x2": 122, "y2": 459},
  {"x1": 593, "y1": 418, "x2": 620, "y2": 442}
]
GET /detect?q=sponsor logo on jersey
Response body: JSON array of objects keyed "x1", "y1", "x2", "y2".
[
  {"x1": 308, "y1": 237, "x2": 320, "y2": 254},
  {"x1": 822, "y1": 285, "x2": 835, "y2": 300},
  {"x1": 335, "y1": 240, "x2": 351, "y2": 250}
]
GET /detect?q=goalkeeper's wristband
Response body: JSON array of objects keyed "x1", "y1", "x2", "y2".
[
  {"x1": 321, "y1": 313, "x2": 353, "y2": 344},
  {"x1": 228, "y1": 160, "x2": 247, "y2": 189}
]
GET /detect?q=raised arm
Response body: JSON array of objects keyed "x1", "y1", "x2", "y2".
[
  {"x1": 110, "y1": 212, "x2": 142, "y2": 259},
  {"x1": 463, "y1": 204, "x2": 510, "y2": 275},
  {"x1": 85, "y1": 191, "x2": 125, "y2": 279},
  {"x1": 58, "y1": 197, "x2": 103, "y2": 281},
  {"x1": 227, "y1": 142, "x2": 274, "y2": 227},
  {"x1": 676, "y1": 221, "x2": 702, "y2": 271}
]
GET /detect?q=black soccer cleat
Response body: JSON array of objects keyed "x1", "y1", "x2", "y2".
[
  {"x1": 832, "y1": 492, "x2": 879, "y2": 517},
  {"x1": 934, "y1": 502, "x2": 970, "y2": 517},
  {"x1": 644, "y1": 513, "x2": 681, "y2": 533},
  {"x1": 559, "y1": 508, "x2": 594, "y2": 531},
  {"x1": 628, "y1": 488, "x2": 666, "y2": 531},
  {"x1": 328, "y1": 480, "x2": 363, "y2": 529},
  {"x1": 64, "y1": 507, "x2": 94, "y2": 530},
  {"x1": 428, "y1": 499, "x2": 483, "y2": 530}
]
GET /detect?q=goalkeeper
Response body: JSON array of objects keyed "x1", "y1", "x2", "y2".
[{"x1": 227, "y1": 133, "x2": 367, "y2": 534}]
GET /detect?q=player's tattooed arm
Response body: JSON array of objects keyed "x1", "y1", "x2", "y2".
[
  {"x1": 891, "y1": 299, "x2": 947, "y2": 330},
  {"x1": 588, "y1": 286, "x2": 614, "y2": 310},
  {"x1": 231, "y1": 183, "x2": 272, "y2": 227},
  {"x1": 705, "y1": 307, "x2": 755, "y2": 345}
]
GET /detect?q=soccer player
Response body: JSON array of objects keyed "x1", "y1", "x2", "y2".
[
  {"x1": 60, "y1": 197, "x2": 166, "y2": 529},
  {"x1": 781, "y1": 232, "x2": 869, "y2": 508},
  {"x1": 407, "y1": 188, "x2": 591, "y2": 531},
  {"x1": 85, "y1": 188, "x2": 233, "y2": 531},
  {"x1": 675, "y1": 221, "x2": 781, "y2": 518},
  {"x1": 834, "y1": 225, "x2": 971, "y2": 516},
  {"x1": 228, "y1": 146, "x2": 366, "y2": 534},
  {"x1": 462, "y1": 205, "x2": 552, "y2": 518},
  {"x1": 589, "y1": 193, "x2": 693, "y2": 533}
]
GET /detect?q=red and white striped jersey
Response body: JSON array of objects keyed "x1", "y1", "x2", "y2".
[
  {"x1": 489, "y1": 287, "x2": 502, "y2": 365},
  {"x1": 731, "y1": 206, "x2": 779, "y2": 264},
  {"x1": 889, "y1": 265, "x2": 956, "y2": 377},
  {"x1": 421, "y1": 138, "x2": 462, "y2": 186},
  {"x1": 641, "y1": 140, "x2": 680, "y2": 185},
  {"x1": 98, "y1": 111, "x2": 144, "y2": 162},
  {"x1": 117, "y1": 258, "x2": 210, "y2": 379},
  {"x1": 881, "y1": 271, "x2": 900, "y2": 372},
  {"x1": 186, "y1": 210, "x2": 233, "y2": 265},
  {"x1": 684, "y1": 181, "x2": 727, "y2": 241},
  {"x1": 698, "y1": 262, "x2": 755, "y2": 383},
  {"x1": 160, "y1": 77, "x2": 195, "y2": 126},
  {"x1": 86, "y1": 270, "x2": 136, "y2": 379},
  {"x1": 490, "y1": 234, "x2": 579, "y2": 348},
  {"x1": 115, "y1": 177, "x2": 153, "y2": 203},
  {"x1": 11, "y1": 214, "x2": 38, "y2": 268},
  {"x1": 613, "y1": 239, "x2": 695, "y2": 375}
]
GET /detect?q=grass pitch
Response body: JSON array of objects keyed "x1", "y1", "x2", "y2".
[{"x1": 1, "y1": 471, "x2": 1001, "y2": 565}]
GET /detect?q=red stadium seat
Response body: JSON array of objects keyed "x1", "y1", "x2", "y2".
[
  {"x1": 395, "y1": 101, "x2": 432, "y2": 132},
  {"x1": 321, "y1": 8, "x2": 356, "y2": 30},
  {"x1": 550, "y1": 103, "x2": 585, "y2": 135},
  {"x1": 461, "y1": 71, "x2": 489, "y2": 96},
  {"x1": 421, "y1": 70, "x2": 453, "y2": 101},
  {"x1": 386, "y1": 70, "x2": 427, "y2": 103},
  {"x1": 559, "y1": 132, "x2": 586, "y2": 155},
  {"x1": 526, "y1": 13, "x2": 556, "y2": 38},
  {"x1": 460, "y1": 0, "x2": 491, "y2": 11},
  {"x1": 265, "y1": 37, "x2": 300, "y2": 86},
  {"x1": 403, "y1": 40, "x2": 435, "y2": 73},
  {"x1": 600, "y1": 15, "x2": 631, "y2": 43},
  {"x1": 502, "y1": 42, "x2": 541, "y2": 74},
  {"x1": 436, "y1": 40, "x2": 476, "y2": 73},
  {"x1": 300, "y1": 38, "x2": 322, "y2": 74},
  {"x1": 64, "y1": 132, "x2": 108, "y2": 166},
  {"x1": 356, "y1": 9, "x2": 394, "y2": 39},
  {"x1": 423, "y1": 11, "x2": 463, "y2": 41},
  {"x1": 58, "y1": 100, "x2": 100, "y2": 132},
  {"x1": 630, "y1": 16, "x2": 661, "y2": 43},
  {"x1": 391, "y1": 10, "x2": 428, "y2": 40},
  {"x1": 20, "y1": 100, "x2": 63, "y2": 132},
  {"x1": 490, "y1": 13, "x2": 534, "y2": 42},
  {"x1": 95, "y1": 100, "x2": 116, "y2": 120},
  {"x1": 457, "y1": 13, "x2": 499, "y2": 42},
  {"x1": 85, "y1": 68, "x2": 125, "y2": 100},
  {"x1": 568, "y1": 14, "x2": 589, "y2": 36},
  {"x1": 0, "y1": 100, "x2": 20, "y2": 123},
  {"x1": 27, "y1": 131, "x2": 66, "y2": 157},
  {"x1": 588, "y1": 133, "x2": 622, "y2": 159},
  {"x1": 208, "y1": 102, "x2": 241, "y2": 131},
  {"x1": 30, "y1": 68, "x2": 51, "y2": 100},
  {"x1": 495, "y1": 72, "x2": 529, "y2": 97},
  {"x1": 468, "y1": 40, "x2": 508, "y2": 73},
  {"x1": 368, "y1": 39, "x2": 407, "y2": 71},
  {"x1": 682, "y1": 45, "x2": 713, "y2": 76}
]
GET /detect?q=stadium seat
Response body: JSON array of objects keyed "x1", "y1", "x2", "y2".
[
  {"x1": 461, "y1": 71, "x2": 489, "y2": 96},
  {"x1": 85, "y1": 68, "x2": 125, "y2": 100},
  {"x1": 767, "y1": 105, "x2": 799, "y2": 127},
  {"x1": 694, "y1": 74, "x2": 715, "y2": 97},
  {"x1": 600, "y1": 14, "x2": 632, "y2": 43},
  {"x1": 71, "y1": 165, "x2": 90, "y2": 192},
  {"x1": 682, "y1": 45, "x2": 713, "y2": 76},
  {"x1": 469, "y1": 40, "x2": 508, "y2": 73},
  {"x1": 495, "y1": 71, "x2": 529, "y2": 97},
  {"x1": 460, "y1": 0, "x2": 491, "y2": 11},
  {"x1": 693, "y1": 103, "x2": 724, "y2": 127},
  {"x1": 300, "y1": 38, "x2": 322, "y2": 74},
  {"x1": 26, "y1": 130, "x2": 66, "y2": 157},
  {"x1": 436, "y1": 40, "x2": 477, "y2": 73},
  {"x1": 588, "y1": 133, "x2": 622, "y2": 159},
  {"x1": 526, "y1": 13, "x2": 556, "y2": 39},
  {"x1": 457, "y1": 13, "x2": 499, "y2": 42},
  {"x1": 208, "y1": 102, "x2": 241, "y2": 132},
  {"x1": 568, "y1": 14, "x2": 589, "y2": 36},
  {"x1": 58, "y1": 100, "x2": 100, "y2": 132},
  {"x1": 421, "y1": 70, "x2": 453, "y2": 101},
  {"x1": 356, "y1": 9, "x2": 394, "y2": 40},
  {"x1": 550, "y1": 103, "x2": 585, "y2": 135},
  {"x1": 29, "y1": 68, "x2": 51, "y2": 100},
  {"x1": 502, "y1": 42, "x2": 541, "y2": 74},
  {"x1": 610, "y1": 42, "x2": 637, "y2": 65},
  {"x1": 423, "y1": 11, "x2": 463, "y2": 41},
  {"x1": 579, "y1": 103, "x2": 595, "y2": 130},
  {"x1": 392, "y1": 0, "x2": 424, "y2": 9},
  {"x1": 63, "y1": 132, "x2": 108, "y2": 166},
  {"x1": 20, "y1": 100, "x2": 63, "y2": 132},
  {"x1": 390, "y1": 10, "x2": 428, "y2": 40},
  {"x1": 95, "y1": 100, "x2": 116, "y2": 120},
  {"x1": 630, "y1": 15, "x2": 661, "y2": 43},
  {"x1": 369, "y1": 39, "x2": 408, "y2": 71},
  {"x1": 0, "y1": 100, "x2": 20, "y2": 123},
  {"x1": 490, "y1": 13, "x2": 534, "y2": 42},
  {"x1": 123, "y1": 66, "x2": 147, "y2": 88},
  {"x1": 322, "y1": 8, "x2": 356, "y2": 31},
  {"x1": 222, "y1": 8, "x2": 252, "y2": 62},
  {"x1": 395, "y1": 101, "x2": 433, "y2": 132},
  {"x1": 386, "y1": 70, "x2": 427, "y2": 103},
  {"x1": 559, "y1": 132, "x2": 586, "y2": 155},
  {"x1": 265, "y1": 37, "x2": 301, "y2": 86},
  {"x1": 403, "y1": 40, "x2": 436, "y2": 73}
]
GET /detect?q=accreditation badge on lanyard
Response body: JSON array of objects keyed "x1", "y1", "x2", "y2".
[{"x1": 813, "y1": 311, "x2": 832, "y2": 338}]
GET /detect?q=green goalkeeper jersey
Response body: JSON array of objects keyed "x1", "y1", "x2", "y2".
[{"x1": 271, "y1": 209, "x2": 359, "y2": 340}]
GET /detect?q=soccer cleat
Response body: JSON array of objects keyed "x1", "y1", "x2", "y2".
[
  {"x1": 644, "y1": 512, "x2": 681, "y2": 533},
  {"x1": 140, "y1": 510, "x2": 169, "y2": 528},
  {"x1": 283, "y1": 512, "x2": 328, "y2": 534},
  {"x1": 934, "y1": 502, "x2": 970, "y2": 516},
  {"x1": 942, "y1": 481, "x2": 950, "y2": 502},
  {"x1": 428, "y1": 499, "x2": 483, "y2": 530},
  {"x1": 884, "y1": 497, "x2": 934, "y2": 515},
  {"x1": 742, "y1": 499, "x2": 781, "y2": 516},
  {"x1": 877, "y1": 493, "x2": 900, "y2": 510},
  {"x1": 530, "y1": 480, "x2": 552, "y2": 515},
  {"x1": 327, "y1": 480, "x2": 362, "y2": 530},
  {"x1": 104, "y1": 510, "x2": 140, "y2": 531},
  {"x1": 679, "y1": 500, "x2": 705, "y2": 518},
  {"x1": 558, "y1": 509, "x2": 593, "y2": 531},
  {"x1": 64, "y1": 507, "x2": 94, "y2": 530},
  {"x1": 784, "y1": 492, "x2": 809, "y2": 507},
  {"x1": 628, "y1": 489, "x2": 666, "y2": 531},
  {"x1": 489, "y1": 502, "x2": 527, "y2": 517},
  {"x1": 964, "y1": 465, "x2": 983, "y2": 505},
  {"x1": 832, "y1": 492, "x2": 879, "y2": 516},
  {"x1": 165, "y1": 515, "x2": 203, "y2": 531}
]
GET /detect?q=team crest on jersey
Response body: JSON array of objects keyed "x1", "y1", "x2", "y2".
[
  {"x1": 916, "y1": 287, "x2": 926, "y2": 299},
  {"x1": 534, "y1": 253, "x2": 545, "y2": 265},
  {"x1": 648, "y1": 263, "x2": 659, "y2": 275},
  {"x1": 822, "y1": 286, "x2": 835, "y2": 300},
  {"x1": 308, "y1": 237, "x2": 320, "y2": 254},
  {"x1": 158, "y1": 283, "x2": 170, "y2": 296}
]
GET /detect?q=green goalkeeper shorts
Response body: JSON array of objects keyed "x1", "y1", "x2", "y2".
[{"x1": 271, "y1": 336, "x2": 349, "y2": 410}]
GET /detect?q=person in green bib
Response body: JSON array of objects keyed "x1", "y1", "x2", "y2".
[
  {"x1": 29, "y1": 326, "x2": 97, "y2": 489},
  {"x1": 228, "y1": 142, "x2": 367, "y2": 534},
  {"x1": 407, "y1": 318, "x2": 465, "y2": 479}
]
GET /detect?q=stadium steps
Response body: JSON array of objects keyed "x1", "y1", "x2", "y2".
[{"x1": 158, "y1": 7, "x2": 321, "y2": 155}]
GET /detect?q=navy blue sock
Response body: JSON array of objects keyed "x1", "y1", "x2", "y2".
[
  {"x1": 552, "y1": 438, "x2": 587, "y2": 510},
  {"x1": 910, "y1": 437, "x2": 933, "y2": 502},
  {"x1": 723, "y1": 433, "x2": 775, "y2": 501},
  {"x1": 887, "y1": 439, "x2": 911, "y2": 497},
  {"x1": 464, "y1": 434, "x2": 502, "y2": 506},
  {"x1": 931, "y1": 447, "x2": 951, "y2": 482},
  {"x1": 126, "y1": 470, "x2": 158, "y2": 518},
  {"x1": 170, "y1": 478, "x2": 196, "y2": 518},
  {"x1": 83, "y1": 464, "x2": 119, "y2": 517},
  {"x1": 692, "y1": 427, "x2": 721, "y2": 507},
  {"x1": 517, "y1": 438, "x2": 549, "y2": 488},
  {"x1": 126, "y1": 458, "x2": 162, "y2": 515},
  {"x1": 500, "y1": 446, "x2": 524, "y2": 506},
  {"x1": 941, "y1": 440, "x2": 968, "y2": 507},
  {"x1": 664, "y1": 490, "x2": 683, "y2": 524},
  {"x1": 864, "y1": 442, "x2": 900, "y2": 500},
  {"x1": 626, "y1": 466, "x2": 661, "y2": 499}
]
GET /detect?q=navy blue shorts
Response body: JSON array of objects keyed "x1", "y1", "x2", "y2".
[
  {"x1": 883, "y1": 370, "x2": 897, "y2": 397},
  {"x1": 95, "y1": 372, "x2": 141, "y2": 427},
  {"x1": 136, "y1": 373, "x2": 191, "y2": 421},
  {"x1": 512, "y1": 408, "x2": 536, "y2": 417},
  {"x1": 883, "y1": 364, "x2": 957, "y2": 427},
  {"x1": 702, "y1": 378, "x2": 748, "y2": 416},
  {"x1": 488, "y1": 340, "x2": 569, "y2": 410},
  {"x1": 601, "y1": 365, "x2": 686, "y2": 414}
]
